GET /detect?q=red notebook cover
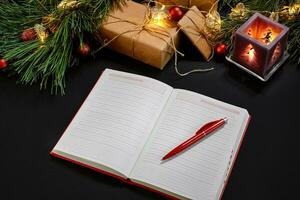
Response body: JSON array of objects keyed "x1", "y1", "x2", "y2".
[
  {"x1": 50, "y1": 69, "x2": 251, "y2": 199},
  {"x1": 50, "y1": 116, "x2": 250, "y2": 200},
  {"x1": 50, "y1": 151, "x2": 179, "y2": 199}
]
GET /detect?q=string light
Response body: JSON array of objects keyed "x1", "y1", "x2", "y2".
[
  {"x1": 269, "y1": 12, "x2": 279, "y2": 22},
  {"x1": 57, "y1": 0, "x2": 80, "y2": 10},
  {"x1": 205, "y1": 10, "x2": 221, "y2": 32},
  {"x1": 289, "y1": 3, "x2": 300, "y2": 15},
  {"x1": 34, "y1": 24, "x2": 48, "y2": 44},
  {"x1": 42, "y1": 14, "x2": 58, "y2": 33},
  {"x1": 229, "y1": 2, "x2": 299, "y2": 22},
  {"x1": 203, "y1": 0, "x2": 221, "y2": 34},
  {"x1": 150, "y1": 5, "x2": 169, "y2": 27},
  {"x1": 151, "y1": 11, "x2": 168, "y2": 27},
  {"x1": 280, "y1": 3, "x2": 300, "y2": 19},
  {"x1": 229, "y1": 3, "x2": 247, "y2": 19}
]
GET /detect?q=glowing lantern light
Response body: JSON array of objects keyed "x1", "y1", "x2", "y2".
[{"x1": 230, "y1": 13, "x2": 289, "y2": 81}]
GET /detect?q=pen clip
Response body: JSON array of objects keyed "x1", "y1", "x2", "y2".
[{"x1": 195, "y1": 118, "x2": 226, "y2": 135}]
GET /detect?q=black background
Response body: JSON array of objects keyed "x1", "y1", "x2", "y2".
[{"x1": 1, "y1": 41, "x2": 299, "y2": 200}]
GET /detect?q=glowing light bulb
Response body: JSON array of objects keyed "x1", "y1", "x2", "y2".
[
  {"x1": 150, "y1": 10, "x2": 168, "y2": 27},
  {"x1": 34, "y1": 24, "x2": 48, "y2": 44},
  {"x1": 39, "y1": 33, "x2": 48, "y2": 43},
  {"x1": 205, "y1": 11, "x2": 221, "y2": 32}
]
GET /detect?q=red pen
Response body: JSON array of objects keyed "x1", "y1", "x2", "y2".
[{"x1": 162, "y1": 118, "x2": 228, "y2": 161}]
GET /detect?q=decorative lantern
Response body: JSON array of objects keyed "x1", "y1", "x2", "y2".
[{"x1": 227, "y1": 13, "x2": 289, "y2": 81}]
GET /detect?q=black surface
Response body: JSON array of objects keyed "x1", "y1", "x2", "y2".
[{"x1": 0, "y1": 46, "x2": 299, "y2": 200}]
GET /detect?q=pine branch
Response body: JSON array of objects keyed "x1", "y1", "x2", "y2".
[
  {"x1": 219, "y1": 0, "x2": 297, "y2": 10},
  {"x1": 286, "y1": 16, "x2": 300, "y2": 64},
  {"x1": 244, "y1": 0, "x2": 297, "y2": 11},
  {"x1": 0, "y1": 0, "x2": 125, "y2": 94},
  {"x1": 0, "y1": 1, "x2": 45, "y2": 52}
]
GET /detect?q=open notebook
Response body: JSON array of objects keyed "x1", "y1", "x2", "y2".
[{"x1": 51, "y1": 69, "x2": 250, "y2": 200}]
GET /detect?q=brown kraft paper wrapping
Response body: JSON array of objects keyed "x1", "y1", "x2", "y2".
[
  {"x1": 156, "y1": 0, "x2": 217, "y2": 12},
  {"x1": 99, "y1": 1, "x2": 180, "y2": 70},
  {"x1": 178, "y1": 6, "x2": 212, "y2": 60}
]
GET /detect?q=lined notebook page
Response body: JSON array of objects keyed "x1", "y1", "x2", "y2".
[
  {"x1": 130, "y1": 89, "x2": 249, "y2": 200},
  {"x1": 53, "y1": 69, "x2": 173, "y2": 177}
]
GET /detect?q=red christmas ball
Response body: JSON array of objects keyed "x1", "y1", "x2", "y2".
[
  {"x1": 78, "y1": 43, "x2": 91, "y2": 57},
  {"x1": 0, "y1": 59, "x2": 8, "y2": 69},
  {"x1": 215, "y1": 43, "x2": 227, "y2": 56},
  {"x1": 21, "y1": 28, "x2": 36, "y2": 42},
  {"x1": 168, "y1": 6, "x2": 184, "y2": 22}
]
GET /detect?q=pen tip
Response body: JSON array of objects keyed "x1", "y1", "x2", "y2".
[
  {"x1": 223, "y1": 117, "x2": 228, "y2": 123},
  {"x1": 162, "y1": 154, "x2": 170, "y2": 161}
]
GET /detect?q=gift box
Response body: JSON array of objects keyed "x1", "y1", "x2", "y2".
[
  {"x1": 157, "y1": 0, "x2": 217, "y2": 12},
  {"x1": 178, "y1": 6, "x2": 212, "y2": 60},
  {"x1": 99, "y1": 1, "x2": 180, "y2": 70}
]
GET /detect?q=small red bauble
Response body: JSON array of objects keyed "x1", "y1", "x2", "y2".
[
  {"x1": 168, "y1": 6, "x2": 184, "y2": 22},
  {"x1": 78, "y1": 43, "x2": 91, "y2": 57},
  {"x1": 21, "y1": 28, "x2": 36, "y2": 42},
  {"x1": 0, "y1": 59, "x2": 8, "y2": 69},
  {"x1": 215, "y1": 43, "x2": 227, "y2": 55}
]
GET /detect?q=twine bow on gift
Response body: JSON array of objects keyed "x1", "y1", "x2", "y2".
[
  {"x1": 96, "y1": 3, "x2": 184, "y2": 61},
  {"x1": 173, "y1": 3, "x2": 222, "y2": 76},
  {"x1": 180, "y1": 11, "x2": 215, "y2": 59},
  {"x1": 97, "y1": 1, "x2": 214, "y2": 76}
]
